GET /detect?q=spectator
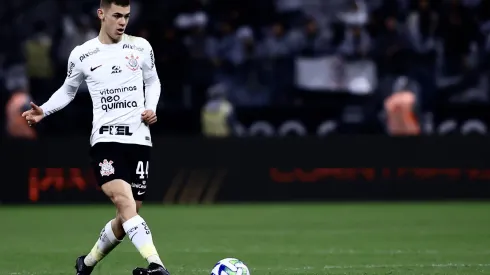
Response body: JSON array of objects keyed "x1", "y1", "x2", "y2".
[
  {"x1": 376, "y1": 15, "x2": 409, "y2": 77},
  {"x1": 207, "y1": 20, "x2": 237, "y2": 81},
  {"x1": 406, "y1": 0, "x2": 438, "y2": 59},
  {"x1": 297, "y1": 17, "x2": 332, "y2": 56},
  {"x1": 406, "y1": 0, "x2": 438, "y2": 108},
  {"x1": 182, "y1": 12, "x2": 216, "y2": 107},
  {"x1": 201, "y1": 83, "x2": 237, "y2": 137},
  {"x1": 2, "y1": 0, "x2": 490, "y2": 129},
  {"x1": 228, "y1": 27, "x2": 271, "y2": 106},
  {"x1": 274, "y1": 0, "x2": 304, "y2": 26},
  {"x1": 262, "y1": 21, "x2": 294, "y2": 58},
  {"x1": 155, "y1": 25, "x2": 188, "y2": 108},
  {"x1": 3, "y1": 61, "x2": 36, "y2": 140},
  {"x1": 338, "y1": 0, "x2": 369, "y2": 26},
  {"x1": 439, "y1": 0, "x2": 477, "y2": 77},
  {"x1": 262, "y1": 20, "x2": 296, "y2": 103},
  {"x1": 338, "y1": 25, "x2": 372, "y2": 59},
  {"x1": 24, "y1": 20, "x2": 55, "y2": 103}
]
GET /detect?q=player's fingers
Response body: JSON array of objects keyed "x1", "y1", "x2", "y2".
[
  {"x1": 21, "y1": 111, "x2": 30, "y2": 118},
  {"x1": 141, "y1": 113, "x2": 150, "y2": 120},
  {"x1": 148, "y1": 117, "x2": 157, "y2": 124},
  {"x1": 141, "y1": 111, "x2": 153, "y2": 117},
  {"x1": 30, "y1": 102, "x2": 40, "y2": 110},
  {"x1": 146, "y1": 117, "x2": 156, "y2": 124},
  {"x1": 26, "y1": 118, "x2": 35, "y2": 126},
  {"x1": 145, "y1": 115, "x2": 155, "y2": 122},
  {"x1": 142, "y1": 111, "x2": 155, "y2": 120}
]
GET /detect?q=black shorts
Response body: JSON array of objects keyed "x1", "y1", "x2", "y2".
[{"x1": 90, "y1": 142, "x2": 151, "y2": 201}]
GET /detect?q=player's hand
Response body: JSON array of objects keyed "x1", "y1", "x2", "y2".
[
  {"x1": 21, "y1": 102, "x2": 45, "y2": 127},
  {"x1": 141, "y1": 110, "x2": 157, "y2": 125}
]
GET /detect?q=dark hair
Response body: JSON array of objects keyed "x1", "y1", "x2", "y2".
[{"x1": 100, "y1": 0, "x2": 130, "y2": 8}]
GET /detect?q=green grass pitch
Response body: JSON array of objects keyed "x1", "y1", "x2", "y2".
[{"x1": 1, "y1": 202, "x2": 489, "y2": 275}]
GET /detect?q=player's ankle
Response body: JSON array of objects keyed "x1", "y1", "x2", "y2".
[
  {"x1": 84, "y1": 253, "x2": 98, "y2": 267},
  {"x1": 147, "y1": 255, "x2": 164, "y2": 268}
]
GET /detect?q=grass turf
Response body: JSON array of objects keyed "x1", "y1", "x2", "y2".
[{"x1": 0, "y1": 202, "x2": 489, "y2": 275}]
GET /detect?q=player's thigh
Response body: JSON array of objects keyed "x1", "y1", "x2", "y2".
[
  {"x1": 90, "y1": 142, "x2": 133, "y2": 197},
  {"x1": 102, "y1": 179, "x2": 136, "y2": 209},
  {"x1": 128, "y1": 144, "x2": 151, "y2": 202}
]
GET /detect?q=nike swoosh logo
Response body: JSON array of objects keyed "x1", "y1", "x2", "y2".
[
  {"x1": 137, "y1": 191, "x2": 146, "y2": 195},
  {"x1": 90, "y1": 65, "x2": 102, "y2": 71},
  {"x1": 130, "y1": 232, "x2": 137, "y2": 241}
]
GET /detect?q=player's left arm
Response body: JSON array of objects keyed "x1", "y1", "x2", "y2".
[{"x1": 141, "y1": 39, "x2": 161, "y2": 125}]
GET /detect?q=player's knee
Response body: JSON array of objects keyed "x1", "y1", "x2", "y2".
[
  {"x1": 112, "y1": 193, "x2": 135, "y2": 210},
  {"x1": 113, "y1": 194, "x2": 137, "y2": 219},
  {"x1": 111, "y1": 193, "x2": 143, "y2": 219},
  {"x1": 102, "y1": 180, "x2": 135, "y2": 208}
]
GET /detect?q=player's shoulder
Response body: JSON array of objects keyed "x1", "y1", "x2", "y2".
[
  {"x1": 69, "y1": 38, "x2": 101, "y2": 62},
  {"x1": 122, "y1": 34, "x2": 152, "y2": 51}
]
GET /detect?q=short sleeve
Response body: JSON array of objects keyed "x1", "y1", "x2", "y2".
[
  {"x1": 64, "y1": 46, "x2": 84, "y2": 88},
  {"x1": 141, "y1": 39, "x2": 158, "y2": 81}
]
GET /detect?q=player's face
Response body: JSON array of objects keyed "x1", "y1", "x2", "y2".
[{"x1": 99, "y1": 4, "x2": 130, "y2": 40}]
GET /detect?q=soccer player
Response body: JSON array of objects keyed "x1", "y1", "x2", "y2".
[{"x1": 21, "y1": 0, "x2": 169, "y2": 274}]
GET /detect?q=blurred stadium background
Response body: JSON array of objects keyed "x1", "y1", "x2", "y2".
[
  {"x1": 3, "y1": 0, "x2": 490, "y2": 136},
  {"x1": 1, "y1": 0, "x2": 490, "y2": 274}
]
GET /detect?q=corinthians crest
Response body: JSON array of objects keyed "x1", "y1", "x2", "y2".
[
  {"x1": 125, "y1": 53, "x2": 139, "y2": 71},
  {"x1": 99, "y1": 159, "x2": 115, "y2": 176}
]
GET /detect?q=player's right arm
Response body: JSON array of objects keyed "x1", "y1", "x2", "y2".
[
  {"x1": 41, "y1": 46, "x2": 85, "y2": 117},
  {"x1": 22, "y1": 47, "x2": 84, "y2": 125}
]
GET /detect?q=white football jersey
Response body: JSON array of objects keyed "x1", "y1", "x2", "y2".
[{"x1": 65, "y1": 34, "x2": 158, "y2": 147}]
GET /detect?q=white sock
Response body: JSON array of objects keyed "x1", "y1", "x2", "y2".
[
  {"x1": 123, "y1": 215, "x2": 165, "y2": 268},
  {"x1": 84, "y1": 219, "x2": 123, "y2": 267}
]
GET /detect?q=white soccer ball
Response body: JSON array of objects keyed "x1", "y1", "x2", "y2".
[{"x1": 211, "y1": 258, "x2": 250, "y2": 275}]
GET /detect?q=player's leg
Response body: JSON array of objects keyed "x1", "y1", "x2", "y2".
[
  {"x1": 81, "y1": 215, "x2": 125, "y2": 266},
  {"x1": 75, "y1": 143, "x2": 131, "y2": 275},
  {"x1": 81, "y1": 194, "x2": 145, "y2": 271},
  {"x1": 128, "y1": 202, "x2": 169, "y2": 275},
  {"x1": 86, "y1": 179, "x2": 159, "y2": 269},
  {"x1": 129, "y1": 145, "x2": 169, "y2": 275}
]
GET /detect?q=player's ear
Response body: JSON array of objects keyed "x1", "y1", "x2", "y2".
[{"x1": 97, "y1": 8, "x2": 105, "y2": 21}]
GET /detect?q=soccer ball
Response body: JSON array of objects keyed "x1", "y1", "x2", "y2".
[{"x1": 211, "y1": 258, "x2": 250, "y2": 275}]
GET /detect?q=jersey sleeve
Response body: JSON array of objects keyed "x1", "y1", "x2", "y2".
[
  {"x1": 39, "y1": 46, "x2": 83, "y2": 117},
  {"x1": 141, "y1": 39, "x2": 161, "y2": 112},
  {"x1": 39, "y1": 83, "x2": 79, "y2": 117},
  {"x1": 64, "y1": 46, "x2": 84, "y2": 88},
  {"x1": 141, "y1": 39, "x2": 158, "y2": 81}
]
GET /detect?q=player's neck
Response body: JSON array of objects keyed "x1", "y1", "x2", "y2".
[{"x1": 98, "y1": 30, "x2": 122, "y2": 44}]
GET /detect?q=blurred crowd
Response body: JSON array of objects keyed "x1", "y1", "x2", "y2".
[{"x1": 2, "y1": 0, "x2": 490, "y2": 135}]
